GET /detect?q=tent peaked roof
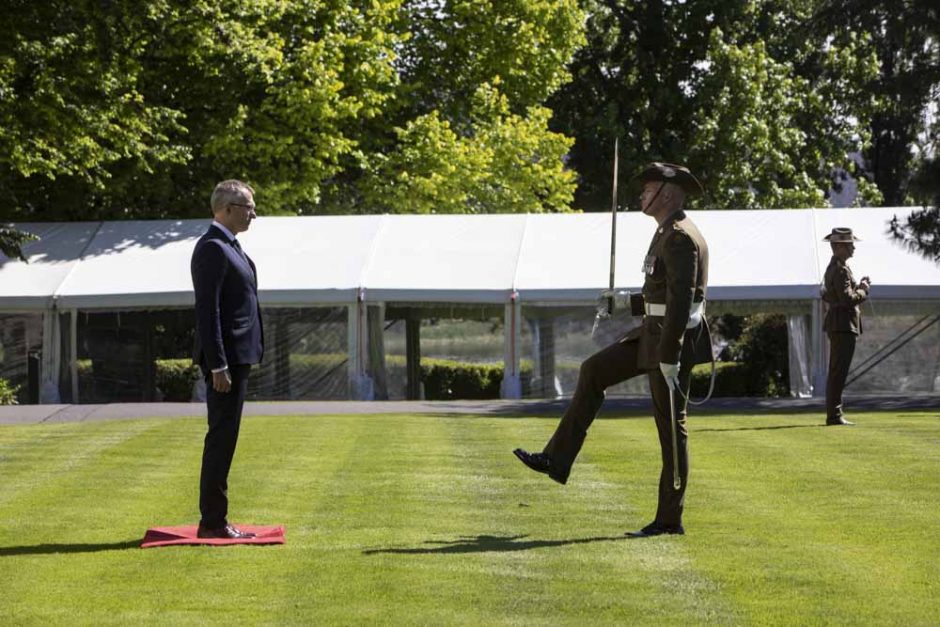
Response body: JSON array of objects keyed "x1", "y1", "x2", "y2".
[{"x1": 0, "y1": 207, "x2": 937, "y2": 311}]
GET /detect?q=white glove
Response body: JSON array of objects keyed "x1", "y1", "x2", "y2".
[
  {"x1": 659, "y1": 362, "x2": 680, "y2": 391},
  {"x1": 597, "y1": 289, "x2": 631, "y2": 314}
]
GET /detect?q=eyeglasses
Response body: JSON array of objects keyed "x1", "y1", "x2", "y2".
[{"x1": 229, "y1": 202, "x2": 256, "y2": 211}]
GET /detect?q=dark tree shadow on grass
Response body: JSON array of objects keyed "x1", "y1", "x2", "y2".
[
  {"x1": 363, "y1": 533, "x2": 629, "y2": 555},
  {"x1": 0, "y1": 540, "x2": 141, "y2": 556},
  {"x1": 695, "y1": 424, "x2": 826, "y2": 433}
]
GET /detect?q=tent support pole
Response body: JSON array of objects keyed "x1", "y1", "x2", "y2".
[
  {"x1": 405, "y1": 314, "x2": 421, "y2": 400},
  {"x1": 347, "y1": 292, "x2": 374, "y2": 400},
  {"x1": 539, "y1": 317, "x2": 556, "y2": 398},
  {"x1": 811, "y1": 298, "x2": 827, "y2": 398},
  {"x1": 367, "y1": 304, "x2": 388, "y2": 400},
  {"x1": 70, "y1": 309, "x2": 79, "y2": 403},
  {"x1": 501, "y1": 293, "x2": 522, "y2": 399},
  {"x1": 40, "y1": 308, "x2": 61, "y2": 403}
]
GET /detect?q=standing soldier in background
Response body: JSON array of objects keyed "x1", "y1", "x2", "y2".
[
  {"x1": 822, "y1": 228, "x2": 870, "y2": 426},
  {"x1": 513, "y1": 162, "x2": 713, "y2": 538}
]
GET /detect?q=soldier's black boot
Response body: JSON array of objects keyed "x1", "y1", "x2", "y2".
[
  {"x1": 627, "y1": 521, "x2": 686, "y2": 537},
  {"x1": 513, "y1": 449, "x2": 569, "y2": 485}
]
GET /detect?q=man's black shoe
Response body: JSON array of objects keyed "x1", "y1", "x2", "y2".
[
  {"x1": 196, "y1": 524, "x2": 257, "y2": 539},
  {"x1": 826, "y1": 417, "x2": 855, "y2": 426},
  {"x1": 626, "y1": 522, "x2": 685, "y2": 538},
  {"x1": 513, "y1": 448, "x2": 568, "y2": 485}
]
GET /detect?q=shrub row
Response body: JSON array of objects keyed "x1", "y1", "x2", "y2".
[
  {"x1": 690, "y1": 361, "x2": 753, "y2": 398},
  {"x1": 419, "y1": 358, "x2": 535, "y2": 400},
  {"x1": 154, "y1": 359, "x2": 202, "y2": 401},
  {"x1": 77, "y1": 356, "x2": 769, "y2": 402}
]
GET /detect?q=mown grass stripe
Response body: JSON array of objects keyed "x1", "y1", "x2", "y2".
[
  {"x1": 0, "y1": 411, "x2": 936, "y2": 625},
  {"x1": 561, "y1": 414, "x2": 734, "y2": 624},
  {"x1": 687, "y1": 411, "x2": 938, "y2": 624}
]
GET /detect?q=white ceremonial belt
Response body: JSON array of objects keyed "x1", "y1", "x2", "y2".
[{"x1": 645, "y1": 301, "x2": 706, "y2": 328}]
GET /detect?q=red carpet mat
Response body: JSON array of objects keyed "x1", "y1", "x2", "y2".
[{"x1": 141, "y1": 525, "x2": 285, "y2": 548}]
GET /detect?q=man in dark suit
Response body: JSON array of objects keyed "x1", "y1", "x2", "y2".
[
  {"x1": 191, "y1": 179, "x2": 264, "y2": 539},
  {"x1": 821, "y1": 227, "x2": 870, "y2": 426},
  {"x1": 513, "y1": 163, "x2": 713, "y2": 537}
]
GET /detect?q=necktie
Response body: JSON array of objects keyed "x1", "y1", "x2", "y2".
[
  {"x1": 232, "y1": 238, "x2": 256, "y2": 286},
  {"x1": 232, "y1": 238, "x2": 248, "y2": 262}
]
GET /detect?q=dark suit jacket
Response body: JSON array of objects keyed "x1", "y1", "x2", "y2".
[
  {"x1": 822, "y1": 256, "x2": 867, "y2": 335},
  {"x1": 624, "y1": 210, "x2": 713, "y2": 370},
  {"x1": 191, "y1": 224, "x2": 264, "y2": 371}
]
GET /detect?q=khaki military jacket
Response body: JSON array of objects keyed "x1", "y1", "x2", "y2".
[
  {"x1": 624, "y1": 210, "x2": 713, "y2": 370},
  {"x1": 822, "y1": 256, "x2": 867, "y2": 335}
]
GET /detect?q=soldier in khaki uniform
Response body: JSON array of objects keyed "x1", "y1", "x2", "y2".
[
  {"x1": 514, "y1": 162, "x2": 713, "y2": 537},
  {"x1": 821, "y1": 227, "x2": 870, "y2": 426}
]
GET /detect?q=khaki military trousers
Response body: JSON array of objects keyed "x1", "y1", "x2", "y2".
[
  {"x1": 542, "y1": 336, "x2": 691, "y2": 527},
  {"x1": 826, "y1": 332, "x2": 857, "y2": 422}
]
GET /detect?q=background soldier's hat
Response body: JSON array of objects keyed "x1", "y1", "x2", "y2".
[
  {"x1": 632, "y1": 162, "x2": 704, "y2": 196},
  {"x1": 822, "y1": 227, "x2": 861, "y2": 242}
]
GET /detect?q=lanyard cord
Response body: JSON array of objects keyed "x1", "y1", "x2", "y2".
[{"x1": 674, "y1": 321, "x2": 717, "y2": 407}]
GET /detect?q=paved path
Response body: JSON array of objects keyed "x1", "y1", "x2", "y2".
[{"x1": 0, "y1": 396, "x2": 936, "y2": 424}]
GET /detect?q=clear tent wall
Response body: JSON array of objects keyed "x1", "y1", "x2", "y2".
[
  {"x1": 0, "y1": 313, "x2": 44, "y2": 403},
  {"x1": 361, "y1": 299, "x2": 940, "y2": 401},
  {"x1": 10, "y1": 306, "x2": 349, "y2": 403},
  {"x1": 1, "y1": 300, "x2": 938, "y2": 404}
]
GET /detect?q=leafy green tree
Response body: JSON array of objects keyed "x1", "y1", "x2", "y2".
[
  {"x1": 1, "y1": 0, "x2": 583, "y2": 220},
  {"x1": 336, "y1": 0, "x2": 584, "y2": 214},
  {"x1": 0, "y1": 227, "x2": 37, "y2": 262},
  {"x1": 830, "y1": 0, "x2": 940, "y2": 262},
  {"x1": 812, "y1": 0, "x2": 939, "y2": 206},
  {"x1": 361, "y1": 83, "x2": 576, "y2": 213},
  {"x1": 0, "y1": 0, "x2": 189, "y2": 219},
  {"x1": 397, "y1": 0, "x2": 584, "y2": 119},
  {"x1": 890, "y1": 142, "x2": 940, "y2": 263},
  {"x1": 549, "y1": 0, "x2": 880, "y2": 211},
  {"x1": 1, "y1": 0, "x2": 403, "y2": 219},
  {"x1": 689, "y1": 27, "x2": 881, "y2": 209}
]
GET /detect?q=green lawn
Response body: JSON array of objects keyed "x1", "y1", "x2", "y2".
[{"x1": 0, "y1": 411, "x2": 937, "y2": 624}]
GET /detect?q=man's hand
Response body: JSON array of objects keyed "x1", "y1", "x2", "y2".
[
  {"x1": 859, "y1": 276, "x2": 871, "y2": 291},
  {"x1": 659, "y1": 362, "x2": 680, "y2": 391},
  {"x1": 212, "y1": 369, "x2": 232, "y2": 393}
]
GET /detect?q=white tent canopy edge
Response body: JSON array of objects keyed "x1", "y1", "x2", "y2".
[{"x1": 1, "y1": 207, "x2": 937, "y2": 402}]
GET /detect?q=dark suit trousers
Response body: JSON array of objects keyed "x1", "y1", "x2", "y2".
[
  {"x1": 542, "y1": 337, "x2": 691, "y2": 526},
  {"x1": 199, "y1": 364, "x2": 251, "y2": 529},
  {"x1": 826, "y1": 332, "x2": 857, "y2": 422}
]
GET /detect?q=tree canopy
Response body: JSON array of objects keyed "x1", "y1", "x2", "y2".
[
  {"x1": 549, "y1": 0, "x2": 885, "y2": 211},
  {"x1": 0, "y1": 0, "x2": 583, "y2": 220},
  {"x1": 1, "y1": 0, "x2": 938, "y2": 252},
  {"x1": 0, "y1": 227, "x2": 36, "y2": 262}
]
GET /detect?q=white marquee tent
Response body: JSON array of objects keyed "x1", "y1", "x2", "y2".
[{"x1": 1, "y1": 207, "x2": 938, "y2": 403}]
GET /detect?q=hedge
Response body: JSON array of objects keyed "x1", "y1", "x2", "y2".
[
  {"x1": 77, "y1": 356, "x2": 773, "y2": 402},
  {"x1": 148, "y1": 355, "x2": 535, "y2": 401},
  {"x1": 418, "y1": 358, "x2": 533, "y2": 400},
  {"x1": 690, "y1": 361, "x2": 758, "y2": 397},
  {"x1": 155, "y1": 359, "x2": 202, "y2": 401}
]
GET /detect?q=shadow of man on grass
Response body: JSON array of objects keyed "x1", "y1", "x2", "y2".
[
  {"x1": 0, "y1": 540, "x2": 140, "y2": 557},
  {"x1": 364, "y1": 533, "x2": 628, "y2": 555}
]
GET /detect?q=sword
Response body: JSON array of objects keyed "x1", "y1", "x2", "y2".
[
  {"x1": 592, "y1": 138, "x2": 619, "y2": 338},
  {"x1": 607, "y1": 137, "x2": 619, "y2": 315}
]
